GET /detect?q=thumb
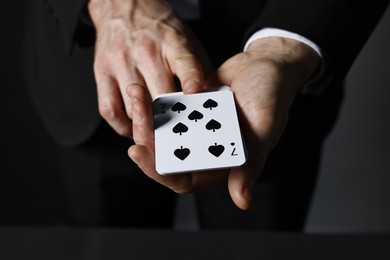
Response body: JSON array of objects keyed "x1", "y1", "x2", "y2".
[
  {"x1": 228, "y1": 158, "x2": 266, "y2": 210},
  {"x1": 227, "y1": 166, "x2": 254, "y2": 210}
]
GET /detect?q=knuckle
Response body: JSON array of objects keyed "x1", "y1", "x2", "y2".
[
  {"x1": 98, "y1": 100, "x2": 118, "y2": 120},
  {"x1": 172, "y1": 53, "x2": 199, "y2": 72},
  {"x1": 164, "y1": 28, "x2": 186, "y2": 45},
  {"x1": 174, "y1": 53, "x2": 196, "y2": 64},
  {"x1": 135, "y1": 36, "x2": 157, "y2": 57},
  {"x1": 114, "y1": 49, "x2": 128, "y2": 65},
  {"x1": 93, "y1": 62, "x2": 109, "y2": 77},
  {"x1": 116, "y1": 127, "x2": 132, "y2": 137}
]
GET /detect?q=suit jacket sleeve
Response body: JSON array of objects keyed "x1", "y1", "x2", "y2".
[
  {"x1": 246, "y1": 0, "x2": 389, "y2": 81},
  {"x1": 45, "y1": 0, "x2": 389, "y2": 81},
  {"x1": 44, "y1": 0, "x2": 89, "y2": 51}
]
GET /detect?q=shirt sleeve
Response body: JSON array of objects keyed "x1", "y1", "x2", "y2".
[{"x1": 244, "y1": 0, "x2": 389, "y2": 91}]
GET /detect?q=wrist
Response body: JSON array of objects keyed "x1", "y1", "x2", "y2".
[
  {"x1": 87, "y1": 0, "x2": 135, "y2": 27},
  {"x1": 87, "y1": 0, "x2": 175, "y2": 31},
  {"x1": 247, "y1": 37, "x2": 320, "y2": 94}
]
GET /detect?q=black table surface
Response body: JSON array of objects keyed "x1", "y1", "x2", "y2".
[{"x1": 0, "y1": 226, "x2": 389, "y2": 260}]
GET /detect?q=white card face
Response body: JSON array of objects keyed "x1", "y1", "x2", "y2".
[{"x1": 153, "y1": 87, "x2": 247, "y2": 175}]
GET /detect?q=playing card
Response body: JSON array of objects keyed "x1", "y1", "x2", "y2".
[{"x1": 153, "y1": 86, "x2": 247, "y2": 175}]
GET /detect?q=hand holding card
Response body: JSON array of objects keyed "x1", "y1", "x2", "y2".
[
  {"x1": 128, "y1": 38, "x2": 319, "y2": 211},
  {"x1": 127, "y1": 85, "x2": 232, "y2": 201}
]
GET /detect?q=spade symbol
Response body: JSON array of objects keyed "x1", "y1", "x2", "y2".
[
  {"x1": 205, "y1": 119, "x2": 221, "y2": 132},
  {"x1": 173, "y1": 122, "x2": 188, "y2": 135},
  {"x1": 174, "y1": 146, "x2": 190, "y2": 161},
  {"x1": 203, "y1": 99, "x2": 218, "y2": 110},
  {"x1": 188, "y1": 110, "x2": 204, "y2": 122},
  {"x1": 171, "y1": 102, "x2": 186, "y2": 113},
  {"x1": 208, "y1": 143, "x2": 225, "y2": 157}
]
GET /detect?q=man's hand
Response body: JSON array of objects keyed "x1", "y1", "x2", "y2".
[
  {"x1": 128, "y1": 37, "x2": 319, "y2": 210},
  {"x1": 88, "y1": 0, "x2": 210, "y2": 137}
]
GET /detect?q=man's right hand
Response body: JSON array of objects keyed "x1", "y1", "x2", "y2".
[{"x1": 87, "y1": 0, "x2": 211, "y2": 137}]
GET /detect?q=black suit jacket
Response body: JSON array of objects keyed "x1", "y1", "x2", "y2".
[{"x1": 24, "y1": 0, "x2": 389, "y2": 147}]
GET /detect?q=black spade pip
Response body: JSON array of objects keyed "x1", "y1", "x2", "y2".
[
  {"x1": 173, "y1": 122, "x2": 188, "y2": 135},
  {"x1": 174, "y1": 146, "x2": 190, "y2": 161},
  {"x1": 188, "y1": 110, "x2": 203, "y2": 122},
  {"x1": 203, "y1": 99, "x2": 218, "y2": 110},
  {"x1": 205, "y1": 119, "x2": 221, "y2": 132},
  {"x1": 171, "y1": 102, "x2": 186, "y2": 113},
  {"x1": 208, "y1": 143, "x2": 225, "y2": 157}
]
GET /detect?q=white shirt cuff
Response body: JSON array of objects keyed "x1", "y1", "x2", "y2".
[
  {"x1": 244, "y1": 28, "x2": 329, "y2": 95},
  {"x1": 244, "y1": 28, "x2": 322, "y2": 56}
]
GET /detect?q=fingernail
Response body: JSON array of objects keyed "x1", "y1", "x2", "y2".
[{"x1": 184, "y1": 80, "x2": 199, "y2": 93}]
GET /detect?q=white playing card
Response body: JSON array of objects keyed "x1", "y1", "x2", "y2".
[{"x1": 153, "y1": 86, "x2": 247, "y2": 175}]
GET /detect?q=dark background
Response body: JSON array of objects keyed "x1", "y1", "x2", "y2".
[
  {"x1": 0, "y1": 1, "x2": 67, "y2": 224},
  {"x1": 1, "y1": 2, "x2": 389, "y2": 231},
  {"x1": 306, "y1": 5, "x2": 390, "y2": 232}
]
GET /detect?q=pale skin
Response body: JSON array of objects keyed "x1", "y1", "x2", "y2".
[
  {"x1": 88, "y1": 0, "x2": 320, "y2": 210},
  {"x1": 88, "y1": 0, "x2": 212, "y2": 137}
]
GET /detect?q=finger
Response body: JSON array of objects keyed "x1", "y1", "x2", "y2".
[
  {"x1": 116, "y1": 66, "x2": 145, "y2": 120},
  {"x1": 228, "y1": 154, "x2": 266, "y2": 210},
  {"x1": 134, "y1": 42, "x2": 176, "y2": 100},
  {"x1": 167, "y1": 46, "x2": 204, "y2": 94},
  {"x1": 96, "y1": 75, "x2": 132, "y2": 137},
  {"x1": 141, "y1": 60, "x2": 176, "y2": 100},
  {"x1": 227, "y1": 166, "x2": 253, "y2": 210},
  {"x1": 128, "y1": 144, "x2": 193, "y2": 193},
  {"x1": 127, "y1": 83, "x2": 154, "y2": 147},
  {"x1": 129, "y1": 143, "x2": 228, "y2": 194}
]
